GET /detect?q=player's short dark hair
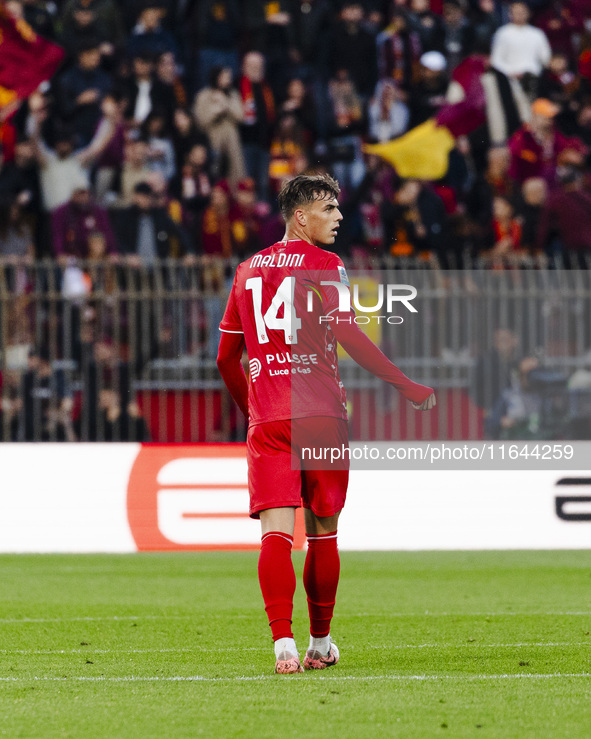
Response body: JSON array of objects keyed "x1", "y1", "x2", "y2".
[{"x1": 277, "y1": 174, "x2": 341, "y2": 221}]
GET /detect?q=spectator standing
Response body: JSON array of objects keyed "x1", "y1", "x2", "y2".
[
  {"x1": 156, "y1": 51, "x2": 187, "y2": 108},
  {"x1": 112, "y1": 181, "x2": 192, "y2": 266},
  {"x1": 483, "y1": 194, "x2": 523, "y2": 263},
  {"x1": 193, "y1": 66, "x2": 246, "y2": 186},
  {"x1": 29, "y1": 93, "x2": 119, "y2": 214},
  {"x1": 508, "y1": 97, "x2": 587, "y2": 186},
  {"x1": 119, "y1": 135, "x2": 153, "y2": 206},
  {"x1": 328, "y1": 2, "x2": 378, "y2": 100},
  {"x1": 57, "y1": 39, "x2": 113, "y2": 147},
  {"x1": 13, "y1": 347, "x2": 75, "y2": 442},
  {"x1": 0, "y1": 135, "x2": 42, "y2": 230},
  {"x1": 409, "y1": 50, "x2": 449, "y2": 128},
  {"x1": 60, "y1": 0, "x2": 125, "y2": 52},
  {"x1": 93, "y1": 388, "x2": 150, "y2": 441},
  {"x1": 471, "y1": 0, "x2": 499, "y2": 50},
  {"x1": 290, "y1": 0, "x2": 332, "y2": 78},
  {"x1": 268, "y1": 114, "x2": 309, "y2": 194},
  {"x1": 75, "y1": 338, "x2": 133, "y2": 443},
  {"x1": 464, "y1": 145, "x2": 513, "y2": 233},
  {"x1": 327, "y1": 69, "x2": 366, "y2": 192},
  {"x1": 441, "y1": 0, "x2": 475, "y2": 71},
  {"x1": 142, "y1": 110, "x2": 177, "y2": 182},
  {"x1": 171, "y1": 107, "x2": 208, "y2": 170},
  {"x1": 537, "y1": 52, "x2": 580, "y2": 134},
  {"x1": 0, "y1": 196, "x2": 35, "y2": 265},
  {"x1": 93, "y1": 90, "x2": 127, "y2": 205},
  {"x1": 252, "y1": 3, "x2": 294, "y2": 100},
  {"x1": 279, "y1": 78, "x2": 317, "y2": 145},
  {"x1": 51, "y1": 185, "x2": 118, "y2": 264},
  {"x1": 368, "y1": 80, "x2": 410, "y2": 142},
  {"x1": 148, "y1": 172, "x2": 185, "y2": 225},
  {"x1": 376, "y1": 8, "x2": 422, "y2": 92},
  {"x1": 123, "y1": 53, "x2": 177, "y2": 127},
  {"x1": 239, "y1": 52, "x2": 275, "y2": 202},
  {"x1": 471, "y1": 327, "x2": 519, "y2": 415},
  {"x1": 518, "y1": 177, "x2": 547, "y2": 254},
  {"x1": 382, "y1": 178, "x2": 448, "y2": 258},
  {"x1": 200, "y1": 180, "x2": 237, "y2": 258},
  {"x1": 490, "y1": 1, "x2": 551, "y2": 98},
  {"x1": 60, "y1": 1, "x2": 114, "y2": 60},
  {"x1": 228, "y1": 178, "x2": 265, "y2": 259},
  {"x1": 22, "y1": 0, "x2": 57, "y2": 40},
  {"x1": 573, "y1": 100, "x2": 591, "y2": 148},
  {"x1": 126, "y1": 2, "x2": 179, "y2": 60},
  {"x1": 173, "y1": 143, "x2": 214, "y2": 245},
  {"x1": 487, "y1": 357, "x2": 543, "y2": 440},
  {"x1": 535, "y1": 168, "x2": 591, "y2": 265},
  {"x1": 408, "y1": 0, "x2": 445, "y2": 54},
  {"x1": 190, "y1": 0, "x2": 241, "y2": 91},
  {"x1": 200, "y1": 180, "x2": 236, "y2": 357},
  {"x1": 535, "y1": 0, "x2": 583, "y2": 61}
]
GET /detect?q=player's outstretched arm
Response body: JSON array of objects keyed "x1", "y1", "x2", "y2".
[
  {"x1": 217, "y1": 331, "x2": 249, "y2": 420},
  {"x1": 331, "y1": 319, "x2": 436, "y2": 409}
]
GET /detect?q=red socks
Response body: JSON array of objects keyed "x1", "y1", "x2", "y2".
[
  {"x1": 259, "y1": 530, "x2": 341, "y2": 641},
  {"x1": 303, "y1": 531, "x2": 340, "y2": 638},
  {"x1": 258, "y1": 531, "x2": 296, "y2": 640}
]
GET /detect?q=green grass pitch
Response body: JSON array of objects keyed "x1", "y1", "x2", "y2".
[{"x1": 1, "y1": 551, "x2": 591, "y2": 738}]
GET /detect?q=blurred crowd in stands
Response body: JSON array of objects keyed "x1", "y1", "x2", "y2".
[
  {"x1": 1, "y1": 0, "x2": 591, "y2": 272},
  {"x1": 3, "y1": 0, "x2": 591, "y2": 441}
]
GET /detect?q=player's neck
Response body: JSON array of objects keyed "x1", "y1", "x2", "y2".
[{"x1": 282, "y1": 227, "x2": 316, "y2": 247}]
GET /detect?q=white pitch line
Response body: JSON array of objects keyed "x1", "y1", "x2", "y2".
[
  {"x1": 0, "y1": 673, "x2": 590, "y2": 684},
  {"x1": 0, "y1": 647, "x2": 260, "y2": 655},
  {"x1": 3, "y1": 611, "x2": 591, "y2": 624},
  {"x1": 351, "y1": 611, "x2": 591, "y2": 618},
  {"x1": 0, "y1": 616, "x2": 188, "y2": 624},
  {"x1": 372, "y1": 641, "x2": 591, "y2": 650},
  {"x1": 1, "y1": 642, "x2": 589, "y2": 656}
]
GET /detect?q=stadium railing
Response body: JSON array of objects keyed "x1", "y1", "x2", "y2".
[{"x1": 1, "y1": 256, "x2": 590, "y2": 442}]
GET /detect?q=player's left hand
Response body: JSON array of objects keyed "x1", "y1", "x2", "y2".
[{"x1": 412, "y1": 393, "x2": 436, "y2": 411}]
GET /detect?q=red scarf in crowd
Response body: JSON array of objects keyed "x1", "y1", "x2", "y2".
[{"x1": 240, "y1": 76, "x2": 275, "y2": 125}]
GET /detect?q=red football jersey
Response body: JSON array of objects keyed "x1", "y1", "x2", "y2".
[{"x1": 220, "y1": 239, "x2": 352, "y2": 426}]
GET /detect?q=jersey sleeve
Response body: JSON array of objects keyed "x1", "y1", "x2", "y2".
[
  {"x1": 331, "y1": 319, "x2": 434, "y2": 404},
  {"x1": 219, "y1": 273, "x2": 243, "y2": 334}
]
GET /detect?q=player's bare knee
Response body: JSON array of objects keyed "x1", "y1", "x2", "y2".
[
  {"x1": 260, "y1": 506, "x2": 296, "y2": 536},
  {"x1": 304, "y1": 509, "x2": 340, "y2": 536}
]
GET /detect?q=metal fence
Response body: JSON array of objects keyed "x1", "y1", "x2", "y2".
[{"x1": 1, "y1": 257, "x2": 591, "y2": 442}]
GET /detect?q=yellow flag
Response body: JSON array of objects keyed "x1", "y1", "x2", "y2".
[
  {"x1": 363, "y1": 119, "x2": 455, "y2": 180},
  {"x1": 0, "y1": 84, "x2": 17, "y2": 107}
]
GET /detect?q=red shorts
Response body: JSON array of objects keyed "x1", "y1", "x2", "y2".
[{"x1": 246, "y1": 416, "x2": 350, "y2": 519}]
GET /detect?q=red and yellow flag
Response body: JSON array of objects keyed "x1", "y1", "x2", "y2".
[
  {"x1": 0, "y1": 3, "x2": 64, "y2": 107},
  {"x1": 364, "y1": 56, "x2": 487, "y2": 180}
]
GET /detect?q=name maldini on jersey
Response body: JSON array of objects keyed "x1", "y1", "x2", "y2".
[{"x1": 249, "y1": 253, "x2": 304, "y2": 268}]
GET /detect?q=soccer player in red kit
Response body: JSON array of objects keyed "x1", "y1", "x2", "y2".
[{"x1": 217, "y1": 174, "x2": 436, "y2": 674}]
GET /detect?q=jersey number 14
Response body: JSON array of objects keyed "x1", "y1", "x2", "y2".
[{"x1": 245, "y1": 276, "x2": 302, "y2": 345}]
